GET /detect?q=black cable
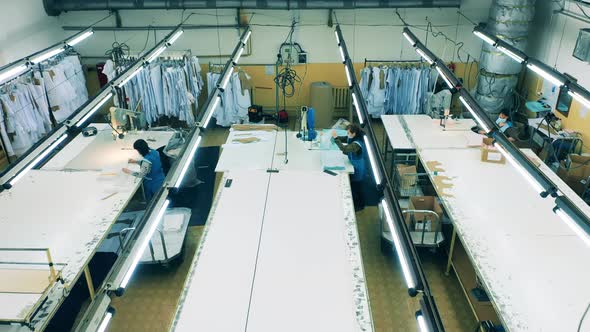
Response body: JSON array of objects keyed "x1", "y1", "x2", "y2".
[{"x1": 578, "y1": 301, "x2": 590, "y2": 332}]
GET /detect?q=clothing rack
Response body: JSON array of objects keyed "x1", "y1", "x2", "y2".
[{"x1": 363, "y1": 58, "x2": 424, "y2": 68}]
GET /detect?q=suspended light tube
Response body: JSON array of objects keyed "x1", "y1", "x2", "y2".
[
  {"x1": 0, "y1": 64, "x2": 28, "y2": 84},
  {"x1": 116, "y1": 66, "x2": 143, "y2": 88},
  {"x1": 120, "y1": 199, "x2": 170, "y2": 289},
  {"x1": 473, "y1": 28, "x2": 497, "y2": 46},
  {"x1": 568, "y1": 83, "x2": 590, "y2": 109},
  {"x1": 167, "y1": 29, "x2": 184, "y2": 45},
  {"x1": 31, "y1": 47, "x2": 66, "y2": 64},
  {"x1": 344, "y1": 65, "x2": 353, "y2": 87},
  {"x1": 66, "y1": 29, "x2": 94, "y2": 47},
  {"x1": 202, "y1": 95, "x2": 221, "y2": 128},
  {"x1": 494, "y1": 142, "x2": 545, "y2": 194},
  {"x1": 233, "y1": 46, "x2": 245, "y2": 64},
  {"x1": 416, "y1": 312, "x2": 429, "y2": 332},
  {"x1": 527, "y1": 61, "x2": 565, "y2": 87},
  {"x1": 242, "y1": 29, "x2": 252, "y2": 44},
  {"x1": 497, "y1": 45, "x2": 526, "y2": 63},
  {"x1": 381, "y1": 198, "x2": 417, "y2": 290},
  {"x1": 96, "y1": 310, "x2": 114, "y2": 332},
  {"x1": 403, "y1": 30, "x2": 417, "y2": 46},
  {"x1": 147, "y1": 45, "x2": 167, "y2": 63},
  {"x1": 416, "y1": 48, "x2": 434, "y2": 65},
  {"x1": 364, "y1": 135, "x2": 382, "y2": 186},
  {"x1": 173, "y1": 136, "x2": 203, "y2": 188},
  {"x1": 339, "y1": 46, "x2": 346, "y2": 63},
  {"x1": 458, "y1": 90, "x2": 495, "y2": 133},
  {"x1": 75, "y1": 92, "x2": 113, "y2": 127},
  {"x1": 219, "y1": 71, "x2": 232, "y2": 90},
  {"x1": 351, "y1": 91, "x2": 364, "y2": 125},
  {"x1": 335, "y1": 30, "x2": 341, "y2": 45},
  {"x1": 554, "y1": 196, "x2": 590, "y2": 247},
  {"x1": 435, "y1": 66, "x2": 454, "y2": 89},
  {"x1": 7, "y1": 133, "x2": 68, "y2": 187}
]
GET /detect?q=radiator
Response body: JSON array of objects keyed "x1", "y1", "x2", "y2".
[{"x1": 332, "y1": 87, "x2": 350, "y2": 109}]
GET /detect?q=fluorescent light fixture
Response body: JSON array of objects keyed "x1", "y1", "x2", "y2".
[
  {"x1": 167, "y1": 30, "x2": 184, "y2": 45},
  {"x1": 67, "y1": 30, "x2": 94, "y2": 46},
  {"x1": 473, "y1": 30, "x2": 496, "y2": 46},
  {"x1": 335, "y1": 30, "x2": 340, "y2": 45},
  {"x1": 8, "y1": 133, "x2": 68, "y2": 186},
  {"x1": 219, "y1": 71, "x2": 232, "y2": 90},
  {"x1": 339, "y1": 46, "x2": 346, "y2": 62},
  {"x1": 173, "y1": 136, "x2": 203, "y2": 188},
  {"x1": 117, "y1": 66, "x2": 142, "y2": 88},
  {"x1": 31, "y1": 47, "x2": 65, "y2": 64},
  {"x1": 416, "y1": 312, "x2": 429, "y2": 332},
  {"x1": 76, "y1": 92, "x2": 113, "y2": 127},
  {"x1": 527, "y1": 63, "x2": 564, "y2": 87},
  {"x1": 233, "y1": 46, "x2": 245, "y2": 63},
  {"x1": 147, "y1": 46, "x2": 167, "y2": 63},
  {"x1": 242, "y1": 30, "x2": 252, "y2": 44},
  {"x1": 459, "y1": 96, "x2": 492, "y2": 133},
  {"x1": 554, "y1": 207, "x2": 590, "y2": 247},
  {"x1": 351, "y1": 92, "x2": 364, "y2": 125},
  {"x1": 120, "y1": 199, "x2": 170, "y2": 289},
  {"x1": 0, "y1": 64, "x2": 28, "y2": 84},
  {"x1": 344, "y1": 66, "x2": 352, "y2": 87},
  {"x1": 381, "y1": 198, "x2": 416, "y2": 289},
  {"x1": 497, "y1": 45, "x2": 525, "y2": 63},
  {"x1": 403, "y1": 31, "x2": 416, "y2": 46},
  {"x1": 494, "y1": 142, "x2": 545, "y2": 194},
  {"x1": 416, "y1": 48, "x2": 434, "y2": 65},
  {"x1": 203, "y1": 95, "x2": 222, "y2": 128},
  {"x1": 568, "y1": 90, "x2": 590, "y2": 109},
  {"x1": 436, "y1": 66, "x2": 454, "y2": 89},
  {"x1": 97, "y1": 311, "x2": 113, "y2": 332},
  {"x1": 364, "y1": 135, "x2": 382, "y2": 185}
]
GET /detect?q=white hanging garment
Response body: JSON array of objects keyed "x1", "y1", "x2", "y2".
[
  {"x1": 367, "y1": 67, "x2": 386, "y2": 118},
  {"x1": 232, "y1": 72, "x2": 250, "y2": 123}
]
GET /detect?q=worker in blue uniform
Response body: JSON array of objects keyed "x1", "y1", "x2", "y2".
[
  {"x1": 122, "y1": 139, "x2": 165, "y2": 200},
  {"x1": 332, "y1": 124, "x2": 367, "y2": 211}
]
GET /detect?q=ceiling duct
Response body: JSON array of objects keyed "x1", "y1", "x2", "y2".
[
  {"x1": 474, "y1": 0, "x2": 536, "y2": 118},
  {"x1": 43, "y1": 0, "x2": 460, "y2": 16}
]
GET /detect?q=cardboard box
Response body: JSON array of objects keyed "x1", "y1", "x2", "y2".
[
  {"x1": 481, "y1": 137, "x2": 506, "y2": 164},
  {"x1": 397, "y1": 164, "x2": 417, "y2": 191},
  {"x1": 407, "y1": 196, "x2": 444, "y2": 232},
  {"x1": 557, "y1": 154, "x2": 590, "y2": 196}
]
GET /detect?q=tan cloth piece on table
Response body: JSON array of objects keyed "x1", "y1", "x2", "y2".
[
  {"x1": 232, "y1": 137, "x2": 261, "y2": 144},
  {"x1": 0, "y1": 269, "x2": 55, "y2": 294},
  {"x1": 231, "y1": 124, "x2": 278, "y2": 132}
]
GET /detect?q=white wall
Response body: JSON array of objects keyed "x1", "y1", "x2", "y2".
[
  {"x1": 54, "y1": 0, "x2": 493, "y2": 65},
  {"x1": 0, "y1": 0, "x2": 66, "y2": 66},
  {"x1": 529, "y1": 0, "x2": 590, "y2": 88}
]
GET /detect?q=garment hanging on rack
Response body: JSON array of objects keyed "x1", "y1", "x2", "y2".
[
  {"x1": 41, "y1": 55, "x2": 88, "y2": 123},
  {"x1": 366, "y1": 67, "x2": 387, "y2": 118},
  {"x1": 383, "y1": 66, "x2": 433, "y2": 115},
  {"x1": 0, "y1": 83, "x2": 52, "y2": 156},
  {"x1": 125, "y1": 56, "x2": 202, "y2": 126},
  {"x1": 206, "y1": 71, "x2": 250, "y2": 127}
]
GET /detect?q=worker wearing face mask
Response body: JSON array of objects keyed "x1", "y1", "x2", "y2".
[
  {"x1": 479, "y1": 109, "x2": 514, "y2": 136},
  {"x1": 332, "y1": 124, "x2": 367, "y2": 211}
]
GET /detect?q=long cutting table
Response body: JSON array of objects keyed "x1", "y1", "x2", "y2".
[{"x1": 0, "y1": 124, "x2": 173, "y2": 331}]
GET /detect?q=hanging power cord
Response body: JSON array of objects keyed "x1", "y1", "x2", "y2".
[
  {"x1": 579, "y1": 301, "x2": 590, "y2": 332},
  {"x1": 274, "y1": 22, "x2": 302, "y2": 100}
]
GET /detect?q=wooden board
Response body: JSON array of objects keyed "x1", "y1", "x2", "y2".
[{"x1": 0, "y1": 269, "x2": 54, "y2": 294}]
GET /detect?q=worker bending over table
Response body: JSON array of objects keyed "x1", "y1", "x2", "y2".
[
  {"x1": 332, "y1": 124, "x2": 367, "y2": 211},
  {"x1": 122, "y1": 139, "x2": 165, "y2": 200}
]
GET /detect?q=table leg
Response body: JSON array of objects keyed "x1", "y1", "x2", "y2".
[
  {"x1": 45, "y1": 249, "x2": 57, "y2": 282},
  {"x1": 445, "y1": 227, "x2": 457, "y2": 276},
  {"x1": 84, "y1": 266, "x2": 95, "y2": 300}
]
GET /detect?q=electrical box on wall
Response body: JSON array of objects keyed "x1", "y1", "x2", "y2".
[
  {"x1": 280, "y1": 43, "x2": 307, "y2": 65},
  {"x1": 573, "y1": 28, "x2": 590, "y2": 62}
]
